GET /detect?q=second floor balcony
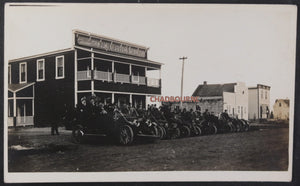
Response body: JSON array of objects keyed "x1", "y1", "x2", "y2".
[
  {"x1": 77, "y1": 70, "x2": 160, "y2": 87},
  {"x1": 76, "y1": 54, "x2": 162, "y2": 88}
]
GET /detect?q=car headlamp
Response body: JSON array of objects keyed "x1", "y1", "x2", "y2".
[
  {"x1": 164, "y1": 123, "x2": 168, "y2": 128},
  {"x1": 146, "y1": 119, "x2": 152, "y2": 127}
]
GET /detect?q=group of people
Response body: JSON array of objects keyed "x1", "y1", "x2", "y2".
[{"x1": 61, "y1": 94, "x2": 235, "y2": 129}]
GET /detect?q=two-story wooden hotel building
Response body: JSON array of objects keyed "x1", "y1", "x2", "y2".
[{"x1": 8, "y1": 30, "x2": 163, "y2": 127}]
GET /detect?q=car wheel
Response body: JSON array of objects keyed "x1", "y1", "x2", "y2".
[
  {"x1": 119, "y1": 125, "x2": 134, "y2": 145},
  {"x1": 72, "y1": 128, "x2": 84, "y2": 144}
]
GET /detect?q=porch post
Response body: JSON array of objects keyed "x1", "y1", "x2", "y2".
[
  {"x1": 145, "y1": 95, "x2": 148, "y2": 110},
  {"x1": 74, "y1": 49, "x2": 78, "y2": 106},
  {"x1": 23, "y1": 103, "x2": 26, "y2": 123},
  {"x1": 145, "y1": 67, "x2": 147, "y2": 86},
  {"x1": 129, "y1": 64, "x2": 132, "y2": 83},
  {"x1": 112, "y1": 61, "x2": 115, "y2": 82},
  {"x1": 13, "y1": 92, "x2": 16, "y2": 127},
  {"x1": 129, "y1": 94, "x2": 132, "y2": 106},
  {"x1": 91, "y1": 52, "x2": 94, "y2": 95},
  {"x1": 159, "y1": 68, "x2": 161, "y2": 79},
  {"x1": 32, "y1": 84, "x2": 35, "y2": 116},
  {"x1": 112, "y1": 93, "x2": 115, "y2": 104}
]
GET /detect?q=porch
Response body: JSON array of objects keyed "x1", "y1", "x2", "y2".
[
  {"x1": 77, "y1": 92, "x2": 148, "y2": 109},
  {"x1": 8, "y1": 83, "x2": 35, "y2": 127}
]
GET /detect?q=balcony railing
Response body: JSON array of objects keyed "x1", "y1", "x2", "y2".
[
  {"x1": 77, "y1": 71, "x2": 91, "y2": 81},
  {"x1": 8, "y1": 117, "x2": 14, "y2": 127},
  {"x1": 77, "y1": 71, "x2": 160, "y2": 87},
  {"x1": 132, "y1": 75, "x2": 146, "y2": 85},
  {"x1": 115, "y1": 73, "x2": 130, "y2": 83},
  {"x1": 94, "y1": 70, "x2": 113, "y2": 82},
  {"x1": 147, "y1": 78, "x2": 160, "y2": 87},
  {"x1": 8, "y1": 116, "x2": 34, "y2": 127}
]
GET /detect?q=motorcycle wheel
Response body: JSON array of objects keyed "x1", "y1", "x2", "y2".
[
  {"x1": 240, "y1": 123, "x2": 245, "y2": 132},
  {"x1": 157, "y1": 126, "x2": 165, "y2": 140},
  {"x1": 170, "y1": 128, "x2": 180, "y2": 139},
  {"x1": 228, "y1": 124, "x2": 233, "y2": 133},
  {"x1": 161, "y1": 126, "x2": 167, "y2": 139},
  {"x1": 180, "y1": 126, "x2": 191, "y2": 138},
  {"x1": 210, "y1": 125, "x2": 217, "y2": 135},
  {"x1": 231, "y1": 124, "x2": 237, "y2": 132},
  {"x1": 72, "y1": 128, "x2": 84, "y2": 144},
  {"x1": 236, "y1": 124, "x2": 241, "y2": 132},
  {"x1": 119, "y1": 125, "x2": 134, "y2": 145},
  {"x1": 244, "y1": 123, "x2": 250, "y2": 132},
  {"x1": 195, "y1": 126, "x2": 202, "y2": 136}
]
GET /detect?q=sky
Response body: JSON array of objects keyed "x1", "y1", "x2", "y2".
[{"x1": 4, "y1": 3, "x2": 297, "y2": 108}]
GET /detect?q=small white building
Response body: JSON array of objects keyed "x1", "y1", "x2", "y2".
[
  {"x1": 171, "y1": 81, "x2": 248, "y2": 119},
  {"x1": 248, "y1": 84, "x2": 271, "y2": 120},
  {"x1": 273, "y1": 99, "x2": 289, "y2": 120}
]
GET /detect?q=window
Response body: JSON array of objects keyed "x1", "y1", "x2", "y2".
[
  {"x1": 261, "y1": 90, "x2": 264, "y2": 99},
  {"x1": 19, "y1": 62, "x2": 27, "y2": 83},
  {"x1": 279, "y1": 103, "x2": 282, "y2": 107},
  {"x1": 265, "y1": 91, "x2": 267, "y2": 99},
  {"x1": 37, "y1": 59, "x2": 45, "y2": 81},
  {"x1": 55, "y1": 56, "x2": 64, "y2": 79},
  {"x1": 8, "y1": 65, "x2": 11, "y2": 84},
  {"x1": 238, "y1": 106, "x2": 240, "y2": 113}
]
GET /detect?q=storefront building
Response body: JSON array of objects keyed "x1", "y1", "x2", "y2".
[
  {"x1": 8, "y1": 30, "x2": 163, "y2": 127},
  {"x1": 248, "y1": 84, "x2": 271, "y2": 120}
]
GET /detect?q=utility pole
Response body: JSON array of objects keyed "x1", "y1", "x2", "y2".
[{"x1": 179, "y1": 56, "x2": 187, "y2": 109}]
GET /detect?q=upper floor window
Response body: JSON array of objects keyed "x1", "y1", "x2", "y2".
[
  {"x1": 19, "y1": 62, "x2": 27, "y2": 83},
  {"x1": 8, "y1": 65, "x2": 11, "y2": 84},
  {"x1": 55, "y1": 56, "x2": 64, "y2": 79},
  {"x1": 265, "y1": 91, "x2": 267, "y2": 99},
  {"x1": 261, "y1": 90, "x2": 264, "y2": 99},
  {"x1": 37, "y1": 59, "x2": 45, "y2": 81}
]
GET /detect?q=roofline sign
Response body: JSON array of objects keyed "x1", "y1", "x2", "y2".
[{"x1": 74, "y1": 31, "x2": 148, "y2": 59}]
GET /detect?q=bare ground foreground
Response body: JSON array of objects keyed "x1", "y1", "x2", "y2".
[{"x1": 7, "y1": 123, "x2": 289, "y2": 172}]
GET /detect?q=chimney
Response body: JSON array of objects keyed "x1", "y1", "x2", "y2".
[{"x1": 203, "y1": 81, "x2": 207, "y2": 85}]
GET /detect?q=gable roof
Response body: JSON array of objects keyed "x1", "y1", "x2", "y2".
[
  {"x1": 9, "y1": 48, "x2": 73, "y2": 63},
  {"x1": 192, "y1": 83, "x2": 236, "y2": 97}
]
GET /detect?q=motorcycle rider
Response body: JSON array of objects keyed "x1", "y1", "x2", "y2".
[
  {"x1": 221, "y1": 109, "x2": 231, "y2": 121},
  {"x1": 203, "y1": 109, "x2": 210, "y2": 120},
  {"x1": 75, "y1": 96, "x2": 89, "y2": 127}
]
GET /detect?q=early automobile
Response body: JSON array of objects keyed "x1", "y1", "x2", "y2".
[{"x1": 68, "y1": 105, "x2": 160, "y2": 145}]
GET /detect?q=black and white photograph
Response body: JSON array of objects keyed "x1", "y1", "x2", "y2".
[{"x1": 3, "y1": 3, "x2": 297, "y2": 182}]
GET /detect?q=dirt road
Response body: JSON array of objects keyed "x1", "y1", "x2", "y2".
[{"x1": 8, "y1": 125, "x2": 289, "y2": 172}]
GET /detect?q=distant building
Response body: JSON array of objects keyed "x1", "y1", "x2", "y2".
[
  {"x1": 170, "y1": 81, "x2": 248, "y2": 119},
  {"x1": 273, "y1": 99, "x2": 289, "y2": 120},
  {"x1": 248, "y1": 84, "x2": 271, "y2": 120}
]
